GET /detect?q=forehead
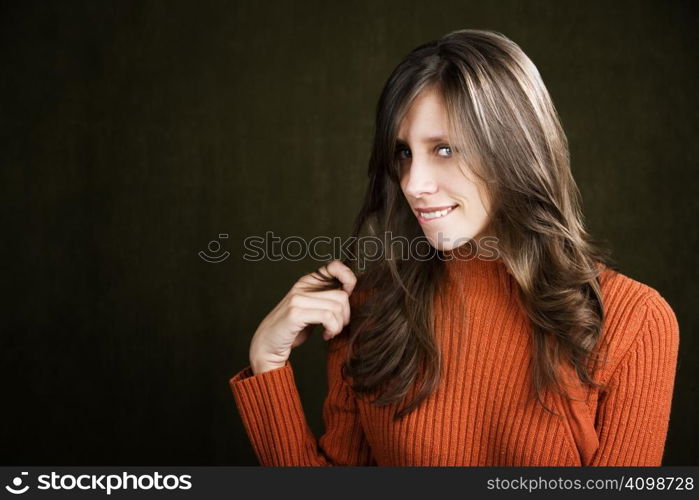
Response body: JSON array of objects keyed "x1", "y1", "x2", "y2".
[{"x1": 396, "y1": 88, "x2": 450, "y2": 143}]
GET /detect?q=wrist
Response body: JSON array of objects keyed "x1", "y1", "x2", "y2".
[
  {"x1": 249, "y1": 345, "x2": 286, "y2": 375},
  {"x1": 250, "y1": 357, "x2": 286, "y2": 375}
]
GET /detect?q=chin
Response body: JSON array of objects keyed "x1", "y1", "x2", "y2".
[
  {"x1": 427, "y1": 242, "x2": 449, "y2": 252},
  {"x1": 422, "y1": 230, "x2": 473, "y2": 250}
]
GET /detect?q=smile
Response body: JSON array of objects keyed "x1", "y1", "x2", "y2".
[{"x1": 416, "y1": 205, "x2": 458, "y2": 223}]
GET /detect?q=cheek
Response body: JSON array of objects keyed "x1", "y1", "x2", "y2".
[
  {"x1": 448, "y1": 176, "x2": 479, "y2": 202},
  {"x1": 474, "y1": 182, "x2": 491, "y2": 213},
  {"x1": 452, "y1": 182, "x2": 490, "y2": 220},
  {"x1": 399, "y1": 177, "x2": 409, "y2": 196}
]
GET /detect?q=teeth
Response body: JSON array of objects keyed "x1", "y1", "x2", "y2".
[{"x1": 420, "y1": 207, "x2": 454, "y2": 219}]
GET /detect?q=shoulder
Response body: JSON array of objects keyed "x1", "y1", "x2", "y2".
[{"x1": 596, "y1": 265, "x2": 680, "y2": 382}]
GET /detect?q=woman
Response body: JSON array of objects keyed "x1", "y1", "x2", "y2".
[{"x1": 228, "y1": 29, "x2": 679, "y2": 466}]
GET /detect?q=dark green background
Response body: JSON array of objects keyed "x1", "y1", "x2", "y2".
[{"x1": 1, "y1": 0, "x2": 697, "y2": 465}]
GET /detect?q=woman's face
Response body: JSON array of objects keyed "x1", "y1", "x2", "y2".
[{"x1": 397, "y1": 87, "x2": 492, "y2": 251}]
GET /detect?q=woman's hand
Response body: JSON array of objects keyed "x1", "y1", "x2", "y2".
[{"x1": 248, "y1": 260, "x2": 357, "y2": 375}]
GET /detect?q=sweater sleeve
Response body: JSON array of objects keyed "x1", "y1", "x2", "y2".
[
  {"x1": 228, "y1": 333, "x2": 375, "y2": 466},
  {"x1": 589, "y1": 291, "x2": 680, "y2": 466}
]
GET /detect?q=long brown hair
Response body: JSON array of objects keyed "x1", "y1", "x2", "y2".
[{"x1": 305, "y1": 29, "x2": 616, "y2": 420}]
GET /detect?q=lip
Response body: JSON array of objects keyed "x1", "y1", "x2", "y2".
[
  {"x1": 415, "y1": 205, "x2": 457, "y2": 213},
  {"x1": 415, "y1": 204, "x2": 458, "y2": 224}
]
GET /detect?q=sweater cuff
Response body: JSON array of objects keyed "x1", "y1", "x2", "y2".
[
  {"x1": 229, "y1": 362, "x2": 298, "y2": 424},
  {"x1": 229, "y1": 360, "x2": 315, "y2": 465},
  {"x1": 229, "y1": 360, "x2": 291, "y2": 386}
]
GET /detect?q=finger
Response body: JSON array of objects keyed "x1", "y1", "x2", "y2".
[
  {"x1": 287, "y1": 295, "x2": 345, "y2": 331},
  {"x1": 295, "y1": 289, "x2": 350, "y2": 325},
  {"x1": 291, "y1": 327, "x2": 311, "y2": 348},
  {"x1": 287, "y1": 306, "x2": 343, "y2": 339},
  {"x1": 322, "y1": 260, "x2": 357, "y2": 295}
]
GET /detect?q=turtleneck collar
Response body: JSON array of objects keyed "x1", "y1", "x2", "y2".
[
  {"x1": 443, "y1": 252, "x2": 504, "y2": 274},
  {"x1": 439, "y1": 248, "x2": 512, "y2": 291}
]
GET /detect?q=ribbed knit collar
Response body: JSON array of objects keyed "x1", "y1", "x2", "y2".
[
  {"x1": 441, "y1": 251, "x2": 505, "y2": 271},
  {"x1": 441, "y1": 252, "x2": 511, "y2": 290}
]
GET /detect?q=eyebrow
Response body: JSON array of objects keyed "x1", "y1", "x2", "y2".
[{"x1": 395, "y1": 136, "x2": 450, "y2": 146}]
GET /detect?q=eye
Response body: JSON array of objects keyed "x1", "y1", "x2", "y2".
[
  {"x1": 437, "y1": 145, "x2": 452, "y2": 157},
  {"x1": 395, "y1": 145, "x2": 452, "y2": 160},
  {"x1": 395, "y1": 147, "x2": 411, "y2": 160}
]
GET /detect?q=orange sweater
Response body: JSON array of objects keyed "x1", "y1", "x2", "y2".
[{"x1": 229, "y1": 257, "x2": 679, "y2": 466}]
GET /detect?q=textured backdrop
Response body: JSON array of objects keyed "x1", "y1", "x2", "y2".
[{"x1": 1, "y1": 0, "x2": 697, "y2": 465}]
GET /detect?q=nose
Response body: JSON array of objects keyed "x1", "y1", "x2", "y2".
[{"x1": 401, "y1": 156, "x2": 438, "y2": 199}]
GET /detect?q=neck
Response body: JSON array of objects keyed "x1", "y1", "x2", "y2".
[{"x1": 440, "y1": 238, "x2": 510, "y2": 284}]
